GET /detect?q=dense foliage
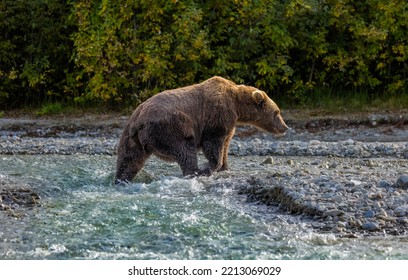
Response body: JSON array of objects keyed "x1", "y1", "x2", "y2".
[
  {"x1": 1, "y1": 0, "x2": 407, "y2": 108},
  {"x1": 0, "y1": 0, "x2": 74, "y2": 107}
]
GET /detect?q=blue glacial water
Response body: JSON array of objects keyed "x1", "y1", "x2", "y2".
[{"x1": 1, "y1": 155, "x2": 408, "y2": 259}]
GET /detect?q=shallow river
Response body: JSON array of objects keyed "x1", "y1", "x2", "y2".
[{"x1": 1, "y1": 155, "x2": 408, "y2": 259}]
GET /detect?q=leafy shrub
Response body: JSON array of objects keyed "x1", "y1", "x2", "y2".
[{"x1": 0, "y1": 0, "x2": 407, "y2": 108}]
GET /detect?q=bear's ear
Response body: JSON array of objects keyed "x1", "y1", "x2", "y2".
[{"x1": 252, "y1": 90, "x2": 265, "y2": 107}]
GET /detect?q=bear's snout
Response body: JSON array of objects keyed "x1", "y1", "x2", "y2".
[
  {"x1": 280, "y1": 123, "x2": 289, "y2": 133},
  {"x1": 274, "y1": 114, "x2": 289, "y2": 134},
  {"x1": 275, "y1": 124, "x2": 289, "y2": 135}
]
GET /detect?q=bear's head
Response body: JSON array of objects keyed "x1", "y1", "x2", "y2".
[{"x1": 237, "y1": 86, "x2": 289, "y2": 134}]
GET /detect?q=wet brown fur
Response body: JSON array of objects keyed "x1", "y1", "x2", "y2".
[{"x1": 115, "y1": 76, "x2": 288, "y2": 183}]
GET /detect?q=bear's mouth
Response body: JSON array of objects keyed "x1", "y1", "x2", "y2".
[
  {"x1": 273, "y1": 126, "x2": 289, "y2": 136},
  {"x1": 273, "y1": 130, "x2": 287, "y2": 137}
]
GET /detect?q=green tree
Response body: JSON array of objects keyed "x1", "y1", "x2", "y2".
[
  {"x1": 324, "y1": 0, "x2": 408, "y2": 94},
  {"x1": 1, "y1": 0, "x2": 407, "y2": 108},
  {"x1": 0, "y1": 0, "x2": 74, "y2": 108},
  {"x1": 201, "y1": 0, "x2": 295, "y2": 89},
  {"x1": 70, "y1": 0, "x2": 211, "y2": 104}
]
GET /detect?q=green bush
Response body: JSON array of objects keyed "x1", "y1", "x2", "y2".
[
  {"x1": 67, "y1": 0, "x2": 408, "y2": 105},
  {"x1": 0, "y1": 0, "x2": 407, "y2": 109},
  {"x1": 0, "y1": 0, "x2": 75, "y2": 108}
]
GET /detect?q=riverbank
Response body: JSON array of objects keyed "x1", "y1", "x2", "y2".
[{"x1": 1, "y1": 110, "x2": 407, "y2": 237}]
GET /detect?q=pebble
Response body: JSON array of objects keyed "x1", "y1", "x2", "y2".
[
  {"x1": 1, "y1": 134, "x2": 407, "y2": 160},
  {"x1": 361, "y1": 222, "x2": 380, "y2": 231},
  {"x1": 378, "y1": 180, "x2": 392, "y2": 188},
  {"x1": 337, "y1": 221, "x2": 347, "y2": 228},
  {"x1": 344, "y1": 139, "x2": 355, "y2": 145},
  {"x1": 394, "y1": 206, "x2": 407, "y2": 217},
  {"x1": 396, "y1": 175, "x2": 408, "y2": 189},
  {"x1": 323, "y1": 209, "x2": 345, "y2": 217},
  {"x1": 261, "y1": 157, "x2": 274, "y2": 165},
  {"x1": 350, "y1": 179, "x2": 362, "y2": 186},
  {"x1": 309, "y1": 140, "x2": 320, "y2": 146},
  {"x1": 328, "y1": 163, "x2": 337, "y2": 168},
  {"x1": 364, "y1": 210, "x2": 375, "y2": 218},
  {"x1": 368, "y1": 193, "x2": 383, "y2": 200},
  {"x1": 0, "y1": 137, "x2": 118, "y2": 155}
]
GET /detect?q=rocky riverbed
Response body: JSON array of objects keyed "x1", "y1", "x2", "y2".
[{"x1": 1, "y1": 111, "x2": 407, "y2": 237}]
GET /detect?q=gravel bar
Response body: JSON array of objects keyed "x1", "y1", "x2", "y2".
[{"x1": 1, "y1": 113, "x2": 407, "y2": 236}]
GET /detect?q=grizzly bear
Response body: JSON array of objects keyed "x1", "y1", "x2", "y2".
[{"x1": 115, "y1": 76, "x2": 288, "y2": 184}]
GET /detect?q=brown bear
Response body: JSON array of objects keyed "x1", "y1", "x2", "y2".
[{"x1": 115, "y1": 76, "x2": 288, "y2": 184}]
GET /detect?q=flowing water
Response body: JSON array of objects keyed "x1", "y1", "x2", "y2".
[{"x1": 1, "y1": 155, "x2": 408, "y2": 260}]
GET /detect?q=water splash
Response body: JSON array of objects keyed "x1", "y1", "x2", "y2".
[{"x1": 1, "y1": 155, "x2": 408, "y2": 259}]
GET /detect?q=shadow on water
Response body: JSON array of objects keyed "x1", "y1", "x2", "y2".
[{"x1": 1, "y1": 155, "x2": 408, "y2": 259}]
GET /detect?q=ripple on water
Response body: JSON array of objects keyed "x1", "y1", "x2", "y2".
[{"x1": 1, "y1": 155, "x2": 408, "y2": 259}]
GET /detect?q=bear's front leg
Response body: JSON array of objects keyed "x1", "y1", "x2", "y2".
[
  {"x1": 219, "y1": 127, "x2": 235, "y2": 172},
  {"x1": 115, "y1": 129, "x2": 151, "y2": 184},
  {"x1": 150, "y1": 136, "x2": 201, "y2": 177},
  {"x1": 201, "y1": 136, "x2": 228, "y2": 175},
  {"x1": 178, "y1": 151, "x2": 201, "y2": 177}
]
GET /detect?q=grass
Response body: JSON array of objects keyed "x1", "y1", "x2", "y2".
[
  {"x1": 281, "y1": 88, "x2": 408, "y2": 114},
  {"x1": 27, "y1": 100, "x2": 123, "y2": 117},
  {"x1": 35, "y1": 102, "x2": 65, "y2": 116},
  {"x1": 3, "y1": 89, "x2": 407, "y2": 117},
  {"x1": 0, "y1": 102, "x2": 102, "y2": 118}
]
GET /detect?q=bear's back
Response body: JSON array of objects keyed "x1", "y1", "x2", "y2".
[{"x1": 140, "y1": 76, "x2": 236, "y2": 114}]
